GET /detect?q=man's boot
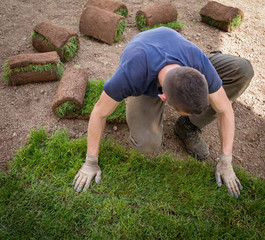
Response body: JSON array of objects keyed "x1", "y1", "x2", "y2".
[{"x1": 174, "y1": 116, "x2": 209, "y2": 159}]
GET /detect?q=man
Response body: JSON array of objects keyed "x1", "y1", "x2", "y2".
[{"x1": 72, "y1": 27, "x2": 254, "y2": 197}]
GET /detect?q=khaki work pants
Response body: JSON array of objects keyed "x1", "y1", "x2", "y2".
[{"x1": 126, "y1": 52, "x2": 254, "y2": 153}]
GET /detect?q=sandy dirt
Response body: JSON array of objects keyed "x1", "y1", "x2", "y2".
[{"x1": 0, "y1": 0, "x2": 264, "y2": 178}]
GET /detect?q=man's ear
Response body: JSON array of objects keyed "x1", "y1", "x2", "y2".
[{"x1": 158, "y1": 93, "x2": 167, "y2": 102}]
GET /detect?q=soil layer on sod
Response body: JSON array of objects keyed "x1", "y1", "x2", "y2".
[
  {"x1": 136, "y1": 2, "x2": 178, "y2": 29},
  {"x1": 52, "y1": 67, "x2": 88, "y2": 116},
  {"x1": 53, "y1": 78, "x2": 126, "y2": 122},
  {"x1": 200, "y1": 1, "x2": 244, "y2": 32},
  {"x1": 79, "y1": 5, "x2": 126, "y2": 45},
  {"x1": 32, "y1": 22, "x2": 79, "y2": 62},
  {"x1": 2, "y1": 52, "x2": 63, "y2": 85},
  {"x1": 85, "y1": 0, "x2": 128, "y2": 17}
]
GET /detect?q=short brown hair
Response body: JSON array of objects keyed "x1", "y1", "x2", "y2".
[{"x1": 163, "y1": 67, "x2": 209, "y2": 115}]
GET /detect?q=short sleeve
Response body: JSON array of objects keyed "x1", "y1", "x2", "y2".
[
  {"x1": 202, "y1": 56, "x2": 223, "y2": 94},
  {"x1": 103, "y1": 49, "x2": 148, "y2": 101},
  {"x1": 103, "y1": 66, "x2": 130, "y2": 102}
]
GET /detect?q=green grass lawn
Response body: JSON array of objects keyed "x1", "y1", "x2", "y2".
[{"x1": 1, "y1": 128, "x2": 264, "y2": 239}]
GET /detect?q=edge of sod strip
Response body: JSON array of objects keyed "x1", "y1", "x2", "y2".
[
  {"x1": 200, "y1": 14, "x2": 243, "y2": 31},
  {"x1": 55, "y1": 79, "x2": 126, "y2": 122},
  {"x1": 115, "y1": 8, "x2": 128, "y2": 17},
  {"x1": 135, "y1": 13, "x2": 185, "y2": 31},
  {"x1": 31, "y1": 31, "x2": 79, "y2": 62},
  {"x1": 114, "y1": 19, "x2": 126, "y2": 43},
  {"x1": 1, "y1": 58, "x2": 64, "y2": 84}
]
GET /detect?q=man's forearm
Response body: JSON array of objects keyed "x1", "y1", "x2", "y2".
[
  {"x1": 217, "y1": 106, "x2": 235, "y2": 154},
  {"x1": 86, "y1": 108, "x2": 107, "y2": 156}
]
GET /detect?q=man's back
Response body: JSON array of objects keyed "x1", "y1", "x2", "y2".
[{"x1": 104, "y1": 27, "x2": 222, "y2": 102}]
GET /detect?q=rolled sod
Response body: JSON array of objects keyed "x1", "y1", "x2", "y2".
[
  {"x1": 31, "y1": 22, "x2": 79, "y2": 62},
  {"x1": 79, "y1": 5, "x2": 126, "y2": 45},
  {"x1": 85, "y1": 0, "x2": 128, "y2": 17},
  {"x1": 199, "y1": 1, "x2": 244, "y2": 32},
  {"x1": 136, "y1": 2, "x2": 184, "y2": 31},
  {"x1": 53, "y1": 77, "x2": 126, "y2": 122},
  {"x1": 2, "y1": 52, "x2": 63, "y2": 85},
  {"x1": 52, "y1": 66, "x2": 88, "y2": 117}
]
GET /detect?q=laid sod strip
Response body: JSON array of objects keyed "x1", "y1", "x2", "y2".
[
  {"x1": 32, "y1": 22, "x2": 79, "y2": 62},
  {"x1": 55, "y1": 79, "x2": 126, "y2": 122},
  {"x1": 135, "y1": 2, "x2": 184, "y2": 31},
  {"x1": 136, "y1": 13, "x2": 185, "y2": 31},
  {"x1": 1, "y1": 128, "x2": 265, "y2": 239},
  {"x1": 80, "y1": 6, "x2": 126, "y2": 45},
  {"x1": 85, "y1": 0, "x2": 128, "y2": 17},
  {"x1": 2, "y1": 52, "x2": 63, "y2": 85},
  {"x1": 199, "y1": 1, "x2": 244, "y2": 32}
]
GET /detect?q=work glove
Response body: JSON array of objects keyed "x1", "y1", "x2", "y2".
[
  {"x1": 72, "y1": 155, "x2": 101, "y2": 192},
  {"x1": 215, "y1": 153, "x2": 243, "y2": 198}
]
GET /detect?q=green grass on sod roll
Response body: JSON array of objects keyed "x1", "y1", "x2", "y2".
[
  {"x1": 114, "y1": 19, "x2": 126, "y2": 42},
  {"x1": 56, "y1": 101, "x2": 78, "y2": 118},
  {"x1": 61, "y1": 36, "x2": 80, "y2": 62},
  {"x1": 115, "y1": 8, "x2": 128, "y2": 17},
  {"x1": 31, "y1": 32, "x2": 79, "y2": 62},
  {"x1": 55, "y1": 79, "x2": 126, "y2": 122},
  {"x1": 2, "y1": 59, "x2": 64, "y2": 84},
  {"x1": 1, "y1": 127, "x2": 264, "y2": 239},
  {"x1": 201, "y1": 14, "x2": 243, "y2": 31},
  {"x1": 135, "y1": 13, "x2": 185, "y2": 31},
  {"x1": 135, "y1": 13, "x2": 147, "y2": 30}
]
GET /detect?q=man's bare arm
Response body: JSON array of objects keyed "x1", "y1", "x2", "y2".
[
  {"x1": 209, "y1": 86, "x2": 234, "y2": 154},
  {"x1": 86, "y1": 91, "x2": 120, "y2": 156},
  {"x1": 72, "y1": 91, "x2": 120, "y2": 192},
  {"x1": 209, "y1": 86, "x2": 243, "y2": 197}
]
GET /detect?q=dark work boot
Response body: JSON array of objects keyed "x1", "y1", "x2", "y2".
[{"x1": 174, "y1": 116, "x2": 209, "y2": 159}]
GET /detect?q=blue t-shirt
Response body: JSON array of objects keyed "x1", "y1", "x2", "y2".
[{"x1": 104, "y1": 27, "x2": 222, "y2": 102}]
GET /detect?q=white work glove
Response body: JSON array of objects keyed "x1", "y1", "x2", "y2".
[
  {"x1": 72, "y1": 155, "x2": 101, "y2": 192},
  {"x1": 215, "y1": 153, "x2": 243, "y2": 198}
]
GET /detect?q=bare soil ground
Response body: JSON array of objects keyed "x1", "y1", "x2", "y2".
[{"x1": 0, "y1": 0, "x2": 264, "y2": 178}]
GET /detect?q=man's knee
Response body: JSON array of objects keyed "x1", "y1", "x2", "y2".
[
  {"x1": 129, "y1": 133, "x2": 163, "y2": 154},
  {"x1": 223, "y1": 58, "x2": 254, "y2": 100},
  {"x1": 235, "y1": 58, "x2": 254, "y2": 85}
]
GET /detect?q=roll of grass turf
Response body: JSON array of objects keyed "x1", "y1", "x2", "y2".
[
  {"x1": 52, "y1": 66, "x2": 88, "y2": 118},
  {"x1": 200, "y1": 1, "x2": 244, "y2": 32},
  {"x1": 85, "y1": 0, "x2": 128, "y2": 17},
  {"x1": 79, "y1": 5, "x2": 126, "y2": 45},
  {"x1": 31, "y1": 22, "x2": 79, "y2": 62},
  {"x1": 53, "y1": 76, "x2": 126, "y2": 122},
  {"x1": 2, "y1": 52, "x2": 63, "y2": 85},
  {"x1": 135, "y1": 2, "x2": 184, "y2": 31}
]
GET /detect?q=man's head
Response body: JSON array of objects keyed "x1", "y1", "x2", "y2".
[{"x1": 162, "y1": 66, "x2": 209, "y2": 115}]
